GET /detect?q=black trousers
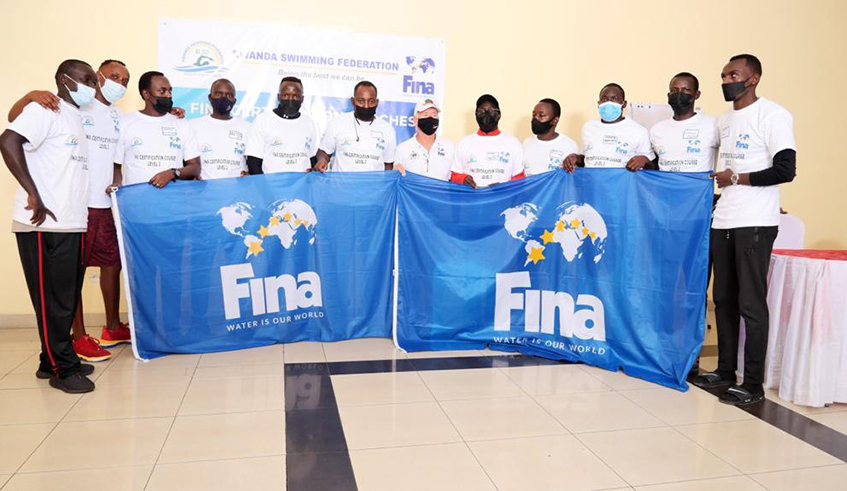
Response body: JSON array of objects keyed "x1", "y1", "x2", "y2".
[
  {"x1": 16, "y1": 232, "x2": 85, "y2": 377},
  {"x1": 710, "y1": 226, "x2": 778, "y2": 390}
]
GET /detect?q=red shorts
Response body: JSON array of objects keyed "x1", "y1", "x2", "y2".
[{"x1": 84, "y1": 208, "x2": 121, "y2": 268}]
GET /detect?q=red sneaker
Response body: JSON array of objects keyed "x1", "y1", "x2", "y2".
[
  {"x1": 99, "y1": 323, "x2": 131, "y2": 347},
  {"x1": 72, "y1": 335, "x2": 112, "y2": 362}
]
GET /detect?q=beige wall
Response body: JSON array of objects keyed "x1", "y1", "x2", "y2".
[{"x1": 1, "y1": 0, "x2": 844, "y2": 317}]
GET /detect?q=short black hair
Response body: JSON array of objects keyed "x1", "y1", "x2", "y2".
[
  {"x1": 281, "y1": 76, "x2": 303, "y2": 87},
  {"x1": 538, "y1": 98, "x2": 561, "y2": 118},
  {"x1": 138, "y1": 70, "x2": 164, "y2": 96},
  {"x1": 730, "y1": 54, "x2": 762, "y2": 76},
  {"x1": 55, "y1": 59, "x2": 91, "y2": 81},
  {"x1": 476, "y1": 94, "x2": 499, "y2": 110},
  {"x1": 354, "y1": 80, "x2": 377, "y2": 97},
  {"x1": 600, "y1": 83, "x2": 625, "y2": 100},
  {"x1": 99, "y1": 59, "x2": 126, "y2": 70},
  {"x1": 671, "y1": 72, "x2": 699, "y2": 92}
]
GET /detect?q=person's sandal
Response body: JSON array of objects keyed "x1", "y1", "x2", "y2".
[
  {"x1": 719, "y1": 385, "x2": 764, "y2": 406},
  {"x1": 692, "y1": 371, "x2": 734, "y2": 389}
]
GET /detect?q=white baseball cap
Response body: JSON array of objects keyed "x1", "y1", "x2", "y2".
[{"x1": 414, "y1": 98, "x2": 440, "y2": 114}]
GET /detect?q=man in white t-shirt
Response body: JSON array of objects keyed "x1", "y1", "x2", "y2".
[
  {"x1": 246, "y1": 76, "x2": 318, "y2": 174},
  {"x1": 565, "y1": 83, "x2": 654, "y2": 172},
  {"x1": 112, "y1": 71, "x2": 200, "y2": 187},
  {"x1": 649, "y1": 72, "x2": 719, "y2": 173},
  {"x1": 315, "y1": 81, "x2": 396, "y2": 172},
  {"x1": 191, "y1": 78, "x2": 249, "y2": 179},
  {"x1": 6, "y1": 59, "x2": 135, "y2": 362},
  {"x1": 394, "y1": 99, "x2": 453, "y2": 181},
  {"x1": 0, "y1": 59, "x2": 97, "y2": 393},
  {"x1": 693, "y1": 54, "x2": 797, "y2": 407},
  {"x1": 522, "y1": 98, "x2": 578, "y2": 176},
  {"x1": 451, "y1": 94, "x2": 523, "y2": 188}
]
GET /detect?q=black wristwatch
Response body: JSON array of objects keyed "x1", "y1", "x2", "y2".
[{"x1": 172, "y1": 168, "x2": 181, "y2": 180}]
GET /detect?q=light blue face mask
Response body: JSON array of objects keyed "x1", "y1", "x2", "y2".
[
  {"x1": 99, "y1": 76, "x2": 126, "y2": 104},
  {"x1": 64, "y1": 74, "x2": 96, "y2": 107},
  {"x1": 598, "y1": 101, "x2": 623, "y2": 122}
]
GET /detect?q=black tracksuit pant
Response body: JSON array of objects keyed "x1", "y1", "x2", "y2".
[
  {"x1": 710, "y1": 226, "x2": 778, "y2": 392},
  {"x1": 16, "y1": 231, "x2": 85, "y2": 377}
]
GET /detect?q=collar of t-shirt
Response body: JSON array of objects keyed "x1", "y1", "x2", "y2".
[{"x1": 477, "y1": 129, "x2": 501, "y2": 136}]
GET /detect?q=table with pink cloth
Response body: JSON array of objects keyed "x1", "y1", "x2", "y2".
[{"x1": 763, "y1": 249, "x2": 847, "y2": 407}]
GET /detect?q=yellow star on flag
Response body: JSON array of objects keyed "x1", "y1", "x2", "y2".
[
  {"x1": 581, "y1": 227, "x2": 589, "y2": 236},
  {"x1": 540, "y1": 229, "x2": 555, "y2": 245},
  {"x1": 269, "y1": 216, "x2": 281, "y2": 226},
  {"x1": 555, "y1": 221, "x2": 565, "y2": 232},
  {"x1": 282, "y1": 212, "x2": 292, "y2": 222},
  {"x1": 570, "y1": 218, "x2": 581, "y2": 229},
  {"x1": 303, "y1": 220, "x2": 310, "y2": 227},
  {"x1": 294, "y1": 218, "x2": 302, "y2": 227},
  {"x1": 527, "y1": 246, "x2": 545, "y2": 265},
  {"x1": 258, "y1": 225, "x2": 270, "y2": 238},
  {"x1": 247, "y1": 240, "x2": 264, "y2": 257},
  {"x1": 589, "y1": 231, "x2": 597, "y2": 240}
]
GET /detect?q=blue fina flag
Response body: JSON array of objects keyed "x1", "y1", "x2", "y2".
[
  {"x1": 396, "y1": 170, "x2": 713, "y2": 390},
  {"x1": 115, "y1": 172, "x2": 398, "y2": 360}
]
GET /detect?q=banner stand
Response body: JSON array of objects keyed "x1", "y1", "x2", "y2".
[{"x1": 391, "y1": 206, "x2": 404, "y2": 351}]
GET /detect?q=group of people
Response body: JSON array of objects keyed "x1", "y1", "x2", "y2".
[{"x1": 0, "y1": 53, "x2": 795, "y2": 406}]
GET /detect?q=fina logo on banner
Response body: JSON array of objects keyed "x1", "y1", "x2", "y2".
[
  {"x1": 174, "y1": 41, "x2": 228, "y2": 75},
  {"x1": 216, "y1": 200, "x2": 324, "y2": 329},
  {"x1": 402, "y1": 55, "x2": 436, "y2": 95},
  {"x1": 494, "y1": 201, "x2": 608, "y2": 354}
]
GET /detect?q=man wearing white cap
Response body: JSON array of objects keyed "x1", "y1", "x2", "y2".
[{"x1": 394, "y1": 99, "x2": 453, "y2": 181}]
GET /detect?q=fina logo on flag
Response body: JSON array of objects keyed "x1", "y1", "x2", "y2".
[
  {"x1": 216, "y1": 200, "x2": 323, "y2": 321},
  {"x1": 174, "y1": 41, "x2": 226, "y2": 74},
  {"x1": 495, "y1": 201, "x2": 608, "y2": 343}
]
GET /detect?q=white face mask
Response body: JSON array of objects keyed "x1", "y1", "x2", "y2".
[
  {"x1": 99, "y1": 74, "x2": 127, "y2": 104},
  {"x1": 63, "y1": 74, "x2": 96, "y2": 107}
]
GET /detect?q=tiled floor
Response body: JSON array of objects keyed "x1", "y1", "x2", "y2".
[{"x1": 1, "y1": 328, "x2": 846, "y2": 491}]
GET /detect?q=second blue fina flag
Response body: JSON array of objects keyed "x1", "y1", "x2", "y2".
[{"x1": 396, "y1": 170, "x2": 713, "y2": 390}]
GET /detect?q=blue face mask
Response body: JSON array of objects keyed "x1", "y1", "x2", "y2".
[
  {"x1": 99, "y1": 75, "x2": 126, "y2": 104},
  {"x1": 598, "y1": 101, "x2": 623, "y2": 122},
  {"x1": 64, "y1": 74, "x2": 96, "y2": 107}
]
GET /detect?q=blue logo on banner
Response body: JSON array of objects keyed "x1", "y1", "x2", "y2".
[
  {"x1": 403, "y1": 55, "x2": 436, "y2": 95},
  {"x1": 174, "y1": 41, "x2": 226, "y2": 73}
]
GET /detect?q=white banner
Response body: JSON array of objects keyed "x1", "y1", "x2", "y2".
[{"x1": 158, "y1": 18, "x2": 446, "y2": 143}]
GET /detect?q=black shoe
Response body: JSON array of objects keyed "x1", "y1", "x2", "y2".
[
  {"x1": 37, "y1": 363, "x2": 95, "y2": 380},
  {"x1": 692, "y1": 371, "x2": 734, "y2": 389},
  {"x1": 49, "y1": 372, "x2": 95, "y2": 393}
]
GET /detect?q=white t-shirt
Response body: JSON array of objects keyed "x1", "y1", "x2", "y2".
[
  {"x1": 114, "y1": 112, "x2": 200, "y2": 186},
  {"x1": 246, "y1": 111, "x2": 318, "y2": 173},
  {"x1": 452, "y1": 132, "x2": 523, "y2": 185},
  {"x1": 80, "y1": 99, "x2": 121, "y2": 208},
  {"x1": 581, "y1": 118, "x2": 655, "y2": 168},
  {"x1": 394, "y1": 135, "x2": 454, "y2": 181},
  {"x1": 522, "y1": 134, "x2": 578, "y2": 176},
  {"x1": 191, "y1": 115, "x2": 249, "y2": 180},
  {"x1": 650, "y1": 112, "x2": 719, "y2": 173},
  {"x1": 713, "y1": 98, "x2": 796, "y2": 229},
  {"x1": 319, "y1": 112, "x2": 397, "y2": 172},
  {"x1": 8, "y1": 99, "x2": 89, "y2": 230}
]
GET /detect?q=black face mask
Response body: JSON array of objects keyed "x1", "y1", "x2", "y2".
[
  {"x1": 210, "y1": 97, "x2": 234, "y2": 115},
  {"x1": 722, "y1": 80, "x2": 748, "y2": 102},
  {"x1": 476, "y1": 111, "x2": 498, "y2": 133},
  {"x1": 667, "y1": 92, "x2": 695, "y2": 116},
  {"x1": 278, "y1": 99, "x2": 302, "y2": 118},
  {"x1": 417, "y1": 117, "x2": 439, "y2": 135},
  {"x1": 151, "y1": 96, "x2": 173, "y2": 115},
  {"x1": 354, "y1": 105, "x2": 377, "y2": 121},
  {"x1": 531, "y1": 118, "x2": 554, "y2": 135}
]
